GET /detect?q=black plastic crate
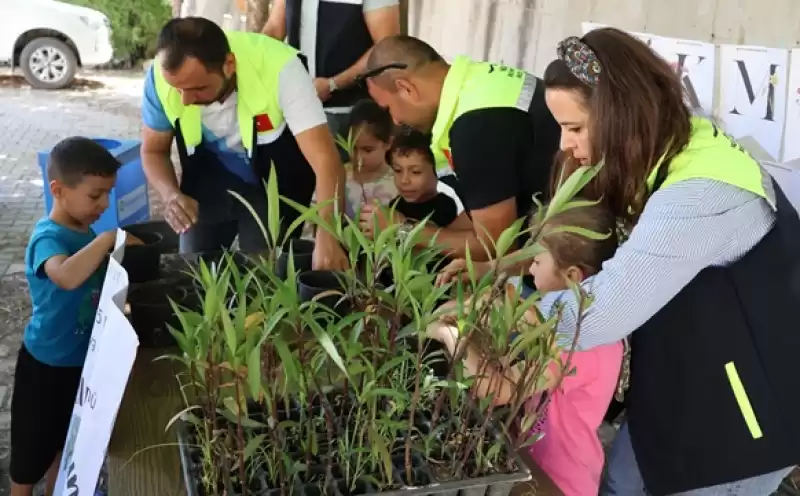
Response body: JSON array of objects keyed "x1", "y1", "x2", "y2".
[{"x1": 177, "y1": 408, "x2": 531, "y2": 496}]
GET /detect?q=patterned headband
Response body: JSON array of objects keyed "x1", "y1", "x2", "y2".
[{"x1": 557, "y1": 36, "x2": 601, "y2": 86}]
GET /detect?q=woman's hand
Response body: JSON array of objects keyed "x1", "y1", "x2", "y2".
[{"x1": 435, "y1": 258, "x2": 494, "y2": 286}]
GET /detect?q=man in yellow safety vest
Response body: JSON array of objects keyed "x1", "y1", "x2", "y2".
[
  {"x1": 141, "y1": 17, "x2": 347, "y2": 269},
  {"x1": 358, "y1": 35, "x2": 561, "y2": 266}
]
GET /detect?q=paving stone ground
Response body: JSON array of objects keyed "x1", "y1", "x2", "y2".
[{"x1": 0, "y1": 70, "x2": 146, "y2": 493}]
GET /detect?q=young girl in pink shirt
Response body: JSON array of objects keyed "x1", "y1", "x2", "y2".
[{"x1": 429, "y1": 203, "x2": 624, "y2": 496}]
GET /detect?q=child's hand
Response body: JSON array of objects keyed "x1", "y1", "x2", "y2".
[
  {"x1": 99, "y1": 231, "x2": 117, "y2": 250},
  {"x1": 125, "y1": 234, "x2": 144, "y2": 246},
  {"x1": 426, "y1": 322, "x2": 459, "y2": 352}
]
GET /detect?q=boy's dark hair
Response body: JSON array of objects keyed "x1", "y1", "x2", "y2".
[
  {"x1": 48, "y1": 137, "x2": 121, "y2": 187},
  {"x1": 349, "y1": 99, "x2": 394, "y2": 143},
  {"x1": 387, "y1": 129, "x2": 435, "y2": 169},
  {"x1": 538, "y1": 202, "x2": 618, "y2": 276},
  {"x1": 157, "y1": 17, "x2": 230, "y2": 73}
]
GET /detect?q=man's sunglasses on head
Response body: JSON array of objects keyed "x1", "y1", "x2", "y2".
[{"x1": 355, "y1": 62, "x2": 409, "y2": 88}]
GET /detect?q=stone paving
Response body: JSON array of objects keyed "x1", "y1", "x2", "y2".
[
  {"x1": 0, "y1": 71, "x2": 145, "y2": 492},
  {"x1": 0, "y1": 71, "x2": 144, "y2": 277}
]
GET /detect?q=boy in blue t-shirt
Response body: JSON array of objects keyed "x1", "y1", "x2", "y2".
[{"x1": 9, "y1": 137, "x2": 130, "y2": 496}]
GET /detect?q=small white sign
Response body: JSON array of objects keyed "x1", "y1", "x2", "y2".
[
  {"x1": 651, "y1": 37, "x2": 717, "y2": 116},
  {"x1": 781, "y1": 49, "x2": 800, "y2": 167},
  {"x1": 720, "y1": 44, "x2": 789, "y2": 162},
  {"x1": 54, "y1": 229, "x2": 139, "y2": 496}
]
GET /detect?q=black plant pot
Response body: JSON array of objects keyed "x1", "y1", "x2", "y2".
[
  {"x1": 124, "y1": 220, "x2": 178, "y2": 253},
  {"x1": 297, "y1": 270, "x2": 351, "y2": 316},
  {"x1": 122, "y1": 231, "x2": 163, "y2": 284},
  {"x1": 186, "y1": 250, "x2": 254, "y2": 273},
  {"x1": 127, "y1": 282, "x2": 200, "y2": 348},
  {"x1": 276, "y1": 239, "x2": 315, "y2": 281}
]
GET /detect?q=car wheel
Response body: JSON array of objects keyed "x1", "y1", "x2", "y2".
[{"x1": 19, "y1": 37, "x2": 78, "y2": 90}]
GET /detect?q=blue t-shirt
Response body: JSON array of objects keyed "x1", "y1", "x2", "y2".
[
  {"x1": 141, "y1": 67, "x2": 258, "y2": 184},
  {"x1": 24, "y1": 218, "x2": 105, "y2": 367}
]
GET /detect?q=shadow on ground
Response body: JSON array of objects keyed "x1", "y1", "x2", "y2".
[{"x1": 0, "y1": 75, "x2": 105, "y2": 91}]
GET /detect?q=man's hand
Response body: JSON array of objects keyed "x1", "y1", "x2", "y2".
[
  {"x1": 313, "y1": 78, "x2": 333, "y2": 103},
  {"x1": 358, "y1": 203, "x2": 405, "y2": 239},
  {"x1": 313, "y1": 231, "x2": 349, "y2": 270},
  {"x1": 164, "y1": 192, "x2": 199, "y2": 234}
]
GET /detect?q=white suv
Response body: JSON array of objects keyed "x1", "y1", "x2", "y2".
[{"x1": 0, "y1": 0, "x2": 113, "y2": 89}]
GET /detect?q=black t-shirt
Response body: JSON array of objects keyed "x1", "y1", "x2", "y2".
[
  {"x1": 448, "y1": 79, "x2": 561, "y2": 244},
  {"x1": 391, "y1": 181, "x2": 464, "y2": 228}
]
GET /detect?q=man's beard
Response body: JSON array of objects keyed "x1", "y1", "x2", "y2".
[{"x1": 196, "y1": 73, "x2": 235, "y2": 105}]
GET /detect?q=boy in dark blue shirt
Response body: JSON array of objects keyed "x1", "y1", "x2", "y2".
[{"x1": 10, "y1": 137, "x2": 126, "y2": 496}]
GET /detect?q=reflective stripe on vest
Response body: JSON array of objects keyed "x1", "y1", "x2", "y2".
[
  {"x1": 430, "y1": 55, "x2": 538, "y2": 172},
  {"x1": 152, "y1": 31, "x2": 298, "y2": 155},
  {"x1": 646, "y1": 117, "x2": 776, "y2": 209}
]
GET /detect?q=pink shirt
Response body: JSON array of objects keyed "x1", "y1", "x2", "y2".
[{"x1": 528, "y1": 342, "x2": 623, "y2": 496}]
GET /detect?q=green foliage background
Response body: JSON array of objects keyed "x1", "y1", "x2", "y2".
[{"x1": 64, "y1": 0, "x2": 172, "y2": 61}]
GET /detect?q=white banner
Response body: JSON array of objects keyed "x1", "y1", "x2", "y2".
[
  {"x1": 651, "y1": 37, "x2": 716, "y2": 116},
  {"x1": 579, "y1": 24, "x2": 715, "y2": 115},
  {"x1": 719, "y1": 44, "x2": 789, "y2": 162},
  {"x1": 782, "y1": 49, "x2": 800, "y2": 166},
  {"x1": 54, "y1": 229, "x2": 139, "y2": 496}
]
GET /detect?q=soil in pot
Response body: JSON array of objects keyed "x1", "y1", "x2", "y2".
[
  {"x1": 297, "y1": 270, "x2": 350, "y2": 315},
  {"x1": 124, "y1": 220, "x2": 178, "y2": 254},
  {"x1": 276, "y1": 239, "x2": 315, "y2": 281},
  {"x1": 122, "y1": 231, "x2": 163, "y2": 283}
]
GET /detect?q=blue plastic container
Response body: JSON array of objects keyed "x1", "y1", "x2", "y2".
[{"x1": 38, "y1": 138, "x2": 151, "y2": 233}]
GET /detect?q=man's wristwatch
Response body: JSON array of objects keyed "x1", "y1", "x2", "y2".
[{"x1": 328, "y1": 78, "x2": 338, "y2": 93}]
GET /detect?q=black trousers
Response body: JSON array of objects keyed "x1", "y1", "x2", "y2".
[{"x1": 179, "y1": 152, "x2": 280, "y2": 254}]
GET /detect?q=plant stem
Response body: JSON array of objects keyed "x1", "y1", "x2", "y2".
[
  {"x1": 234, "y1": 376, "x2": 248, "y2": 496},
  {"x1": 432, "y1": 287, "x2": 499, "y2": 422},
  {"x1": 405, "y1": 339, "x2": 424, "y2": 484},
  {"x1": 457, "y1": 358, "x2": 500, "y2": 478}
]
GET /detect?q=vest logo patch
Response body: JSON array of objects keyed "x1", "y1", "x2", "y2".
[{"x1": 255, "y1": 114, "x2": 274, "y2": 133}]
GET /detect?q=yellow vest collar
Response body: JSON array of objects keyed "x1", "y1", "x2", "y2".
[{"x1": 431, "y1": 55, "x2": 471, "y2": 147}]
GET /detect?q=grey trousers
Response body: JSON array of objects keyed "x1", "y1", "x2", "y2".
[{"x1": 602, "y1": 422, "x2": 794, "y2": 495}]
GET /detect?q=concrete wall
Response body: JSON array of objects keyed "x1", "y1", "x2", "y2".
[
  {"x1": 407, "y1": 0, "x2": 800, "y2": 75},
  {"x1": 179, "y1": 0, "x2": 247, "y2": 30}
]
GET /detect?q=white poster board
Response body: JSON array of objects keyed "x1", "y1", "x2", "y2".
[
  {"x1": 651, "y1": 37, "x2": 716, "y2": 115},
  {"x1": 54, "y1": 229, "x2": 139, "y2": 496},
  {"x1": 781, "y1": 49, "x2": 800, "y2": 167},
  {"x1": 720, "y1": 44, "x2": 789, "y2": 162},
  {"x1": 763, "y1": 162, "x2": 800, "y2": 212}
]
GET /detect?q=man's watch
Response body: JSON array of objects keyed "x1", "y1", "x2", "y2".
[{"x1": 328, "y1": 78, "x2": 338, "y2": 93}]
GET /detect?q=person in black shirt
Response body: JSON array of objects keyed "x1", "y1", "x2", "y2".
[
  {"x1": 358, "y1": 36, "x2": 561, "y2": 261},
  {"x1": 359, "y1": 130, "x2": 472, "y2": 246}
]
